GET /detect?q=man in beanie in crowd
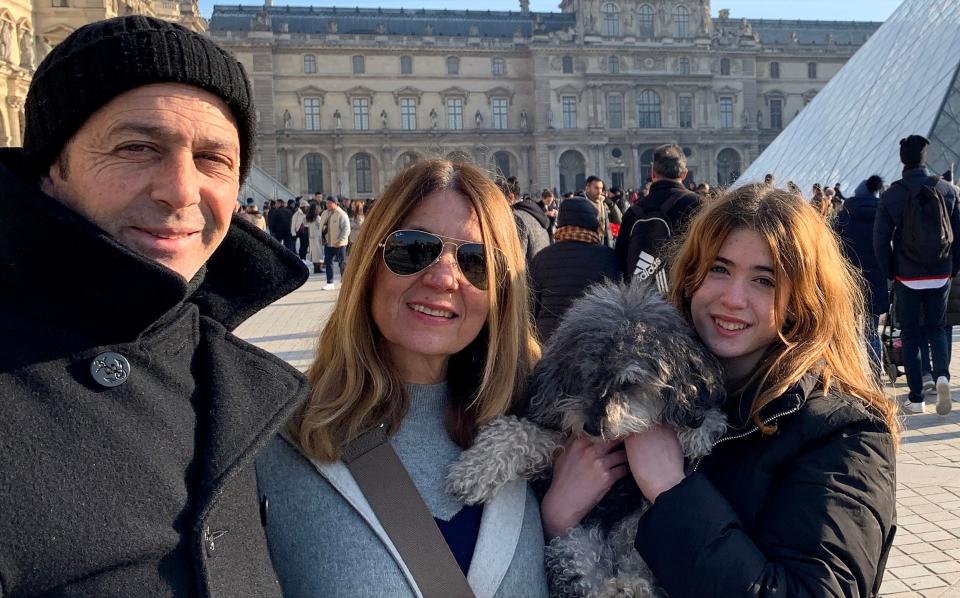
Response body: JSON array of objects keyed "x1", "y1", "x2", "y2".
[
  {"x1": 528, "y1": 197, "x2": 622, "y2": 342},
  {"x1": 0, "y1": 16, "x2": 309, "y2": 596},
  {"x1": 875, "y1": 134, "x2": 960, "y2": 416}
]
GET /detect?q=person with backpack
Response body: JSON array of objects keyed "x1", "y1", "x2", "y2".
[
  {"x1": 875, "y1": 135, "x2": 960, "y2": 415},
  {"x1": 614, "y1": 144, "x2": 702, "y2": 291}
]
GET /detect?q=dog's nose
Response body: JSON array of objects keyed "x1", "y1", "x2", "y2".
[{"x1": 583, "y1": 418, "x2": 602, "y2": 436}]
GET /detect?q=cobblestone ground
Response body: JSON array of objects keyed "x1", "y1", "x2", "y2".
[{"x1": 235, "y1": 276, "x2": 960, "y2": 597}]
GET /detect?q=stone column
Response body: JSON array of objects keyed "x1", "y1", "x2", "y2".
[{"x1": 6, "y1": 97, "x2": 22, "y2": 147}]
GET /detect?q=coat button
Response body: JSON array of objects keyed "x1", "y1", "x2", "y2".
[{"x1": 90, "y1": 352, "x2": 131, "y2": 387}]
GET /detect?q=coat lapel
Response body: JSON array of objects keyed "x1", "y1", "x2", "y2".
[{"x1": 467, "y1": 479, "x2": 526, "y2": 598}]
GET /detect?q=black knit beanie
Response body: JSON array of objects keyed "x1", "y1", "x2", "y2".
[
  {"x1": 23, "y1": 16, "x2": 256, "y2": 181},
  {"x1": 557, "y1": 197, "x2": 600, "y2": 230},
  {"x1": 899, "y1": 135, "x2": 930, "y2": 168}
]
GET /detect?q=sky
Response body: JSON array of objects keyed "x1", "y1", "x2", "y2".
[{"x1": 199, "y1": 0, "x2": 903, "y2": 21}]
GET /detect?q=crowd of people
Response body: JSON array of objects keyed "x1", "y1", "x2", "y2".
[{"x1": 1, "y1": 14, "x2": 934, "y2": 598}]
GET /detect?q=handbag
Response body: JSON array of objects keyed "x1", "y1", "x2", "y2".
[{"x1": 342, "y1": 425, "x2": 476, "y2": 598}]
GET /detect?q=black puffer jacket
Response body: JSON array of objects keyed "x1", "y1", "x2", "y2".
[
  {"x1": 833, "y1": 185, "x2": 889, "y2": 317},
  {"x1": 636, "y1": 375, "x2": 896, "y2": 598},
  {"x1": 0, "y1": 148, "x2": 309, "y2": 597},
  {"x1": 529, "y1": 241, "x2": 622, "y2": 342}
]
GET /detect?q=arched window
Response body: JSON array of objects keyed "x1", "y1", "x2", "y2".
[
  {"x1": 608, "y1": 55, "x2": 620, "y2": 74},
  {"x1": 398, "y1": 151, "x2": 419, "y2": 169},
  {"x1": 720, "y1": 58, "x2": 731, "y2": 76},
  {"x1": 493, "y1": 151, "x2": 512, "y2": 178},
  {"x1": 305, "y1": 153, "x2": 324, "y2": 195},
  {"x1": 716, "y1": 148, "x2": 742, "y2": 186},
  {"x1": 601, "y1": 3, "x2": 620, "y2": 36},
  {"x1": 672, "y1": 5, "x2": 689, "y2": 38},
  {"x1": 303, "y1": 54, "x2": 317, "y2": 73},
  {"x1": 491, "y1": 57, "x2": 506, "y2": 76},
  {"x1": 637, "y1": 4, "x2": 654, "y2": 37},
  {"x1": 355, "y1": 153, "x2": 372, "y2": 194},
  {"x1": 562, "y1": 55, "x2": 574, "y2": 73},
  {"x1": 678, "y1": 57, "x2": 690, "y2": 75},
  {"x1": 558, "y1": 150, "x2": 586, "y2": 194},
  {"x1": 637, "y1": 89, "x2": 661, "y2": 129},
  {"x1": 447, "y1": 56, "x2": 460, "y2": 75},
  {"x1": 770, "y1": 61, "x2": 780, "y2": 79}
]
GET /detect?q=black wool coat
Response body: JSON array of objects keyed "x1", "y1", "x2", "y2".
[
  {"x1": 528, "y1": 241, "x2": 622, "y2": 342},
  {"x1": 636, "y1": 375, "x2": 897, "y2": 598},
  {"x1": 0, "y1": 149, "x2": 309, "y2": 597}
]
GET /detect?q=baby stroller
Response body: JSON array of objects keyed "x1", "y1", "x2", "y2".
[{"x1": 880, "y1": 290, "x2": 904, "y2": 385}]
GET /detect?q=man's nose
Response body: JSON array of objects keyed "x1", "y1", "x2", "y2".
[{"x1": 151, "y1": 152, "x2": 201, "y2": 209}]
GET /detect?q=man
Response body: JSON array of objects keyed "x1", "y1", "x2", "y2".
[
  {"x1": 0, "y1": 16, "x2": 309, "y2": 596},
  {"x1": 615, "y1": 144, "x2": 702, "y2": 285},
  {"x1": 318, "y1": 195, "x2": 350, "y2": 290},
  {"x1": 537, "y1": 188, "x2": 558, "y2": 242},
  {"x1": 764, "y1": 173, "x2": 775, "y2": 187},
  {"x1": 270, "y1": 198, "x2": 295, "y2": 251},
  {"x1": 875, "y1": 135, "x2": 960, "y2": 415},
  {"x1": 501, "y1": 175, "x2": 550, "y2": 263},
  {"x1": 581, "y1": 175, "x2": 614, "y2": 247},
  {"x1": 291, "y1": 198, "x2": 309, "y2": 260}
]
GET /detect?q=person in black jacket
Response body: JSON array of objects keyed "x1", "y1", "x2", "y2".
[
  {"x1": 874, "y1": 135, "x2": 960, "y2": 414},
  {"x1": 529, "y1": 197, "x2": 622, "y2": 342},
  {"x1": 834, "y1": 175, "x2": 888, "y2": 368},
  {"x1": 0, "y1": 17, "x2": 309, "y2": 596},
  {"x1": 544, "y1": 186, "x2": 899, "y2": 598},
  {"x1": 615, "y1": 144, "x2": 702, "y2": 280}
]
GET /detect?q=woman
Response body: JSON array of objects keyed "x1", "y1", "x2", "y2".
[
  {"x1": 543, "y1": 185, "x2": 898, "y2": 597},
  {"x1": 256, "y1": 159, "x2": 547, "y2": 597},
  {"x1": 305, "y1": 200, "x2": 324, "y2": 274},
  {"x1": 347, "y1": 198, "x2": 365, "y2": 258}
]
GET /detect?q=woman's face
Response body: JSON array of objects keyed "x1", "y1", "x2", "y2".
[
  {"x1": 690, "y1": 228, "x2": 790, "y2": 380},
  {"x1": 370, "y1": 190, "x2": 491, "y2": 383}
]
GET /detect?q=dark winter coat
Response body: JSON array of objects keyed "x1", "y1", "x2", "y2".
[
  {"x1": 614, "y1": 180, "x2": 701, "y2": 277},
  {"x1": 0, "y1": 148, "x2": 309, "y2": 597},
  {"x1": 528, "y1": 241, "x2": 622, "y2": 342},
  {"x1": 874, "y1": 166, "x2": 960, "y2": 281},
  {"x1": 833, "y1": 184, "x2": 889, "y2": 317},
  {"x1": 269, "y1": 206, "x2": 294, "y2": 241},
  {"x1": 513, "y1": 199, "x2": 552, "y2": 263},
  {"x1": 637, "y1": 375, "x2": 897, "y2": 598}
]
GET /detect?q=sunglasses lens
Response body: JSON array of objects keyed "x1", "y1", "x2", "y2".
[
  {"x1": 457, "y1": 244, "x2": 488, "y2": 290},
  {"x1": 382, "y1": 230, "x2": 443, "y2": 275}
]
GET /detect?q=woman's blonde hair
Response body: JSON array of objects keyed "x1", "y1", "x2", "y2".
[
  {"x1": 669, "y1": 185, "x2": 900, "y2": 448},
  {"x1": 292, "y1": 158, "x2": 540, "y2": 462}
]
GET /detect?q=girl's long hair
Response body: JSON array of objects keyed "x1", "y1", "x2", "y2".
[
  {"x1": 669, "y1": 185, "x2": 900, "y2": 449},
  {"x1": 291, "y1": 158, "x2": 540, "y2": 462}
]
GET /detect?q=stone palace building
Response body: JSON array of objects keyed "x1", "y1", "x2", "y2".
[
  {"x1": 0, "y1": 0, "x2": 204, "y2": 148},
  {"x1": 209, "y1": 0, "x2": 880, "y2": 198}
]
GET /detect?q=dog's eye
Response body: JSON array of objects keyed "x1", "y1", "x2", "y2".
[{"x1": 619, "y1": 382, "x2": 638, "y2": 394}]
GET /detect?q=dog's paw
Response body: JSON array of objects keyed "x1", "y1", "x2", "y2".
[
  {"x1": 677, "y1": 408, "x2": 727, "y2": 459},
  {"x1": 445, "y1": 416, "x2": 562, "y2": 504}
]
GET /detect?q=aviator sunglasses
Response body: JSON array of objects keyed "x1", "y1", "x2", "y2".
[{"x1": 378, "y1": 229, "x2": 504, "y2": 290}]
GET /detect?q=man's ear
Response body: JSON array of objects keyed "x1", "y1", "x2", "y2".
[{"x1": 680, "y1": 168, "x2": 689, "y2": 181}]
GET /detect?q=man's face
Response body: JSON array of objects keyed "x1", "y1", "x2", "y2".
[
  {"x1": 41, "y1": 83, "x2": 241, "y2": 281},
  {"x1": 585, "y1": 180, "x2": 604, "y2": 201},
  {"x1": 326, "y1": 201, "x2": 337, "y2": 211}
]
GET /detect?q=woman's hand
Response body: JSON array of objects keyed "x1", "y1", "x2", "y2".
[
  {"x1": 624, "y1": 424, "x2": 686, "y2": 503},
  {"x1": 540, "y1": 436, "x2": 628, "y2": 540}
]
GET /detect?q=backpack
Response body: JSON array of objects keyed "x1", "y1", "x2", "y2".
[
  {"x1": 896, "y1": 177, "x2": 954, "y2": 267},
  {"x1": 625, "y1": 194, "x2": 683, "y2": 293}
]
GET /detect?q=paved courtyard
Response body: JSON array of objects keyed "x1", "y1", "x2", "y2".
[{"x1": 235, "y1": 273, "x2": 960, "y2": 598}]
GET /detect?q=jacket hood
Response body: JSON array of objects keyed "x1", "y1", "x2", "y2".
[
  {"x1": 0, "y1": 147, "x2": 308, "y2": 344},
  {"x1": 512, "y1": 199, "x2": 550, "y2": 228},
  {"x1": 843, "y1": 188, "x2": 880, "y2": 221}
]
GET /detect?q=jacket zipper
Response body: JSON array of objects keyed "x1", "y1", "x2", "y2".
[{"x1": 692, "y1": 405, "x2": 802, "y2": 472}]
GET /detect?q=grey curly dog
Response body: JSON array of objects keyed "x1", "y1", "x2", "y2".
[{"x1": 446, "y1": 281, "x2": 727, "y2": 598}]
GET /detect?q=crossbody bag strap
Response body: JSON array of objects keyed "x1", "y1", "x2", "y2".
[{"x1": 342, "y1": 425, "x2": 476, "y2": 598}]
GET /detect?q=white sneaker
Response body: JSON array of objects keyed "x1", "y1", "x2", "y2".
[
  {"x1": 923, "y1": 373, "x2": 935, "y2": 394},
  {"x1": 322, "y1": 283, "x2": 336, "y2": 291},
  {"x1": 903, "y1": 401, "x2": 925, "y2": 415},
  {"x1": 936, "y1": 376, "x2": 952, "y2": 415}
]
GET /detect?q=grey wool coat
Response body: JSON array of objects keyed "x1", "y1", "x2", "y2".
[{"x1": 0, "y1": 147, "x2": 309, "y2": 597}]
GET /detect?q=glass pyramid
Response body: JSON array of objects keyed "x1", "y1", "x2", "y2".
[{"x1": 737, "y1": 0, "x2": 960, "y2": 192}]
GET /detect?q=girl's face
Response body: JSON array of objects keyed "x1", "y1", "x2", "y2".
[{"x1": 690, "y1": 228, "x2": 791, "y2": 380}]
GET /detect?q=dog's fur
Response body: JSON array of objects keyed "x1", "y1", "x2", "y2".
[{"x1": 446, "y1": 281, "x2": 727, "y2": 597}]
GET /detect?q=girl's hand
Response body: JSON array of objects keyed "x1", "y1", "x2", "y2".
[
  {"x1": 624, "y1": 424, "x2": 686, "y2": 503},
  {"x1": 540, "y1": 436, "x2": 628, "y2": 540}
]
